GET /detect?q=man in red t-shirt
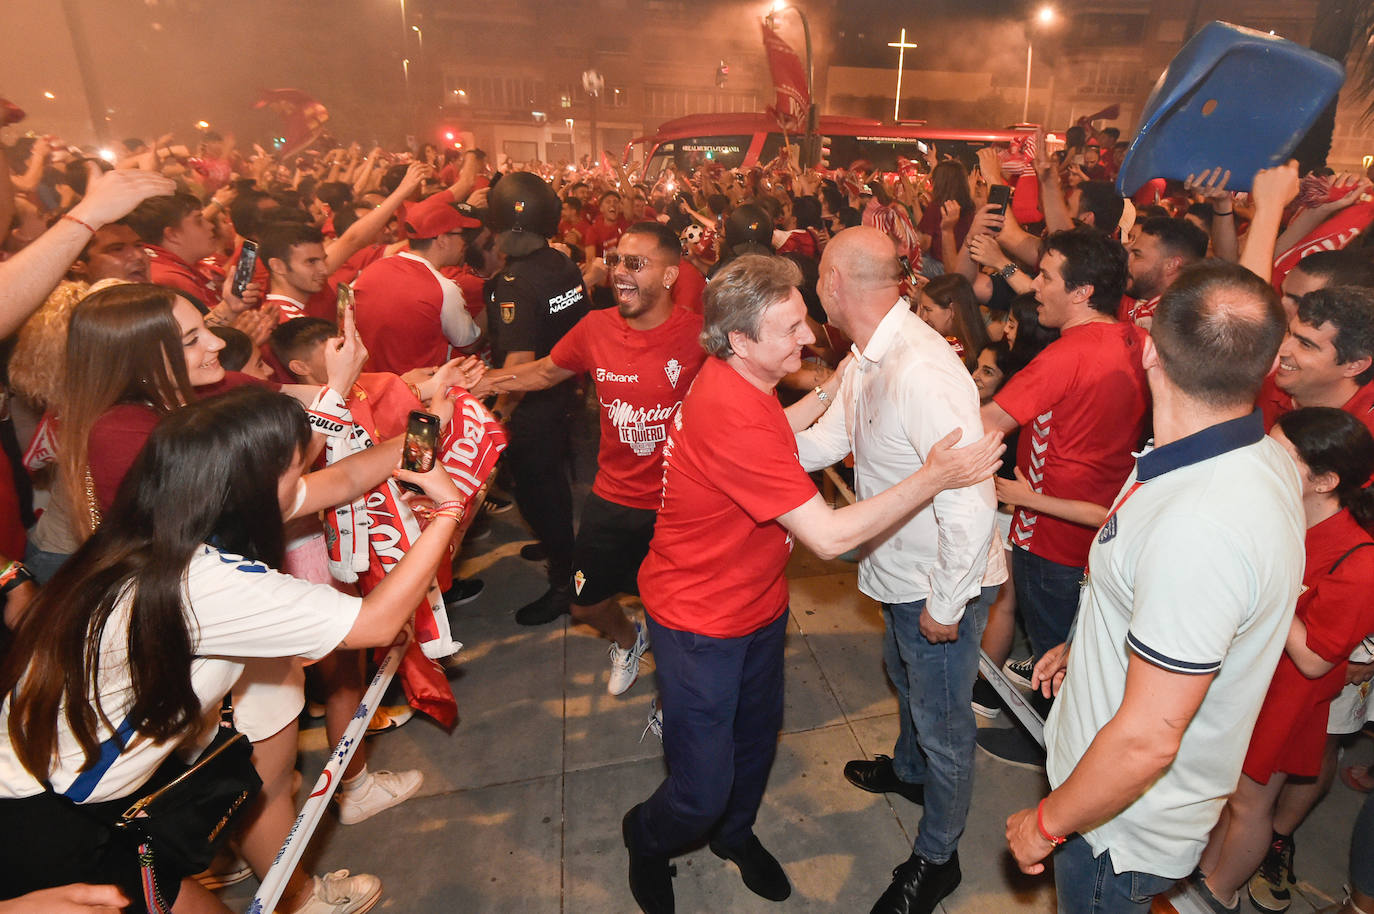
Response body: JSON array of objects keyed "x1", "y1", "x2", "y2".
[
  {"x1": 126, "y1": 192, "x2": 223, "y2": 312},
  {"x1": 351, "y1": 193, "x2": 482, "y2": 375},
  {"x1": 1257, "y1": 285, "x2": 1374, "y2": 437},
  {"x1": 1120, "y1": 216, "x2": 1208, "y2": 329},
  {"x1": 483, "y1": 222, "x2": 706, "y2": 694},
  {"x1": 581, "y1": 190, "x2": 630, "y2": 261},
  {"x1": 982, "y1": 228, "x2": 1149, "y2": 666},
  {"x1": 620, "y1": 254, "x2": 1006, "y2": 913}
]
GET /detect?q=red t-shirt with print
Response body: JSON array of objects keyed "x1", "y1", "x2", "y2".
[
  {"x1": 551, "y1": 306, "x2": 706, "y2": 510},
  {"x1": 993, "y1": 320, "x2": 1150, "y2": 567},
  {"x1": 637, "y1": 357, "x2": 817, "y2": 638}
]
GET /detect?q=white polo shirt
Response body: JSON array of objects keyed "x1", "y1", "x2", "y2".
[
  {"x1": 1044, "y1": 412, "x2": 1305, "y2": 879},
  {"x1": 796, "y1": 302, "x2": 998, "y2": 622}
]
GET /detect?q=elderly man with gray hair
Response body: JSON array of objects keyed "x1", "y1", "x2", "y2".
[{"x1": 620, "y1": 254, "x2": 1005, "y2": 914}]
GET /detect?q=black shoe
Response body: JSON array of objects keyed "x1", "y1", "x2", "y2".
[
  {"x1": 870, "y1": 851, "x2": 961, "y2": 914},
  {"x1": 970, "y1": 677, "x2": 1002, "y2": 720},
  {"x1": 975, "y1": 727, "x2": 1045, "y2": 771},
  {"x1": 622, "y1": 806, "x2": 675, "y2": 914},
  {"x1": 520, "y1": 541, "x2": 548, "y2": 561},
  {"x1": 1188, "y1": 869, "x2": 1240, "y2": 913},
  {"x1": 515, "y1": 586, "x2": 570, "y2": 626},
  {"x1": 443, "y1": 577, "x2": 484, "y2": 607},
  {"x1": 709, "y1": 833, "x2": 790, "y2": 901},
  {"x1": 843, "y1": 755, "x2": 924, "y2": 805}
]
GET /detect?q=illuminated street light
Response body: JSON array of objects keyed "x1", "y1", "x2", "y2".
[
  {"x1": 1024, "y1": 6, "x2": 1057, "y2": 123},
  {"x1": 195, "y1": 120, "x2": 210, "y2": 130},
  {"x1": 43, "y1": 91, "x2": 55, "y2": 100},
  {"x1": 411, "y1": 24, "x2": 423, "y2": 50}
]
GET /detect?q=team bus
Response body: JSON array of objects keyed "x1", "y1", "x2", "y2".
[{"x1": 627, "y1": 113, "x2": 1036, "y2": 177}]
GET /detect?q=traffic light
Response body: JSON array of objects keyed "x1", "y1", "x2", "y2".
[{"x1": 715, "y1": 60, "x2": 729, "y2": 89}]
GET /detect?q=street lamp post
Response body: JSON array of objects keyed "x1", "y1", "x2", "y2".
[
  {"x1": 764, "y1": 4, "x2": 820, "y2": 168},
  {"x1": 1023, "y1": 6, "x2": 1056, "y2": 124}
]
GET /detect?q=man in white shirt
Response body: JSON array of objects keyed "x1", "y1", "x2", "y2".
[
  {"x1": 794, "y1": 227, "x2": 999, "y2": 914},
  {"x1": 1004, "y1": 262, "x2": 1305, "y2": 913}
]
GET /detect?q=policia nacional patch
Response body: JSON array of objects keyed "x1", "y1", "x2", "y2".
[{"x1": 500, "y1": 301, "x2": 516, "y2": 324}]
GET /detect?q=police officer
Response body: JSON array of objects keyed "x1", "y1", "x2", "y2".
[{"x1": 486, "y1": 172, "x2": 590, "y2": 624}]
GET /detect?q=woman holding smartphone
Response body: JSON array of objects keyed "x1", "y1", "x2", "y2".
[{"x1": 0, "y1": 387, "x2": 466, "y2": 914}]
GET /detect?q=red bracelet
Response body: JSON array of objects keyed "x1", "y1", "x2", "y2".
[
  {"x1": 61, "y1": 213, "x2": 97, "y2": 236},
  {"x1": 1037, "y1": 799, "x2": 1067, "y2": 846}
]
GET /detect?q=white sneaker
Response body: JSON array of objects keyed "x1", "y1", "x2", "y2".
[
  {"x1": 335, "y1": 769, "x2": 424, "y2": 825},
  {"x1": 295, "y1": 870, "x2": 382, "y2": 914},
  {"x1": 640, "y1": 698, "x2": 663, "y2": 743},
  {"x1": 607, "y1": 622, "x2": 650, "y2": 696}
]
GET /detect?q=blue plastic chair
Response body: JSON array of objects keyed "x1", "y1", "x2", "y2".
[{"x1": 1116, "y1": 21, "x2": 1344, "y2": 196}]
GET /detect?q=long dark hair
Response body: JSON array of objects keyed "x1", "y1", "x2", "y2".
[
  {"x1": 1, "y1": 388, "x2": 311, "y2": 781},
  {"x1": 922, "y1": 274, "x2": 988, "y2": 368},
  {"x1": 1276, "y1": 407, "x2": 1374, "y2": 534},
  {"x1": 57, "y1": 282, "x2": 196, "y2": 538}
]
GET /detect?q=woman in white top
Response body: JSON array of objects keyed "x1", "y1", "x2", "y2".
[{"x1": 0, "y1": 387, "x2": 466, "y2": 913}]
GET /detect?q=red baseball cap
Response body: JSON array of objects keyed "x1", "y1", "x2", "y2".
[{"x1": 404, "y1": 193, "x2": 482, "y2": 239}]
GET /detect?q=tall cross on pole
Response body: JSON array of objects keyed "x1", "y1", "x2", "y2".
[{"x1": 887, "y1": 28, "x2": 918, "y2": 122}]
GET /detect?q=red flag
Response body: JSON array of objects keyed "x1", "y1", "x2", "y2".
[
  {"x1": 760, "y1": 22, "x2": 810, "y2": 133},
  {"x1": 254, "y1": 88, "x2": 330, "y2": 153},
  {"x1": 1272, "y1": 200, "x2": 1374, "y2": 292}
]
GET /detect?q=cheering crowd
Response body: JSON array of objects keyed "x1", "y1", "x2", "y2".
[{"x1": 0, "y1": 102, "x2": 1372, "y2": 914}]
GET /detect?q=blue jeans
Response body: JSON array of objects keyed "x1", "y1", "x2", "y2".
[
  {"x1": 1053, "y1": 834, "x2": 1176, "y2": 913},
  {"x1": 634, "y1": 608, "x2": 788, "y2": 856},
  {"x1": 882, "y1": 586, "x2": 995, "y2": 863},
  {"x1": 1011, "y1": 547, "x2": 1084, "y2": 661},
  {"x1": 22, "y1": 541, "x2": 71, "y2": 585}
]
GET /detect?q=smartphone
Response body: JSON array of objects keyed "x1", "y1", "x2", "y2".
[
  {"x1": 987, "y1": 184, "x2": 1012, "y2": 224},
  {"x1": 335, "y1": 282, "x2": 354, "y2": 326},
  {"x1": 898, "y1": 255, "x2": 920, "y2": 287},
  {"x1": 399, "y1": 411, "x2": 440, "y2": 493},
  {"x1": 231, "y1": 240, "x2": 258, "y2": 299}
]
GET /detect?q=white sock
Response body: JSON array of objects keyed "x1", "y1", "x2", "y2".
[{"x1": 340, "y1": 766, "x2": 369, "y2": 793}]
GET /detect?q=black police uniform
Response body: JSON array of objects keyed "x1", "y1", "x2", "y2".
[{"x1": 486, "y1": 243, "x2": 590, "y2": 598}]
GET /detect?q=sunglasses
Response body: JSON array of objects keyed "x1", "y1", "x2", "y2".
[{"x1": 604, "y1": 252, "x2": 652, "y2": 272}]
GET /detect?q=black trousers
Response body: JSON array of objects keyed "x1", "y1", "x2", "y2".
[{"x1": 505, "y1": 388, "x2": 577, "y2": 586}]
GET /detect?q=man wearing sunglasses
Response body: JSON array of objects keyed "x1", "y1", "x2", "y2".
[{"x1": 482, "y1": 222, "x2": 707, "y2": 695}]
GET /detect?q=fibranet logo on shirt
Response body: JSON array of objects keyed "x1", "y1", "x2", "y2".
[
  {"x1": 548, "y1": 287, "x2": 584, "y2": 313},
  {"x1": 596, "y1": 368, "x2": 640, "y2": 383}
]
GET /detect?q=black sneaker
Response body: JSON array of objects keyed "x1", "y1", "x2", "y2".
[
  {"x1": 971, "y1": 677, "x2": 1002, "y2": 720},
  {"x1": 515, "y1": 586, "x2": 570, "y2": 626},
  {"x1": 443, "y1": 577, "x2": 484, "y2": 607},
  {"x1": 623, "y1": 806, "x2": 675, "y2": 914},
  {"x1": 975, "y1": 726, "x2": 1045, "y2": 771},
  {"x1": 1247, "y1": 832, "x2": 1294, "y2": 912},
  {"x1": 1003, "y1": 656, "x2": 1035, "y2": 689},
  {"x1": 1188, "y1": 869, "x2": 1240, "y2": 913},
  {"x1": 520, "y1": 542, "x2": 548, "y2": 562},
  {"x1": 709, "y1": 833, "x2": 790, "y2": 901},
  {"x1": 843, "y1": 755, "x2": 925, "y2": 805}
]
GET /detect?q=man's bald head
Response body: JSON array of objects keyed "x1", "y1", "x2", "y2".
[
  {"x1": 818, "y1": 227, "x2": 903, "y2": 334},
  {"x1": 821, "y1": 226, "x2": 903, "y2": 290}
]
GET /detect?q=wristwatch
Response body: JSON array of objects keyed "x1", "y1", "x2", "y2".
[{"x1": 998, "y1": 263, "x2": 1019, "y2": 281}]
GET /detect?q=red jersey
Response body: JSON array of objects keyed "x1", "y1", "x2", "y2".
[
  {"x1": 583, "y1": 218, "x2": 630, "y2": 256},
  {"x1": 1258, "y1": 375, "x2": 1374, "y2": 438},
  {"x1": 551, "y1": 307, "x2": 707, "y2": 510},
  {"x1": 669, "y1": 262, "x2": 707, "y2": 314},
  {"x1": 994, "y1": 320, "x2": 1150, "y2": 567},
  {"x1": 147, "y1": 245, "x2": 221, "y2": 312},
  {"x1": 352, "y1": 253, "x2": 452, "y2": 375},
  {"x1": 439, "y1": 265, "x2": 486, "y2": 319},
  {"x1": 637, "y1": 358, "x2": 817, "y2": 638},
  {"x1": 1117, "y1": 293, "x2": 1160, "y2": 326},
  {"x1": 1244, "y1": 508, "x2": 1374, "y2": 780},
  {"x1": 333, "y1": 243, "x2": 390, "y2": 286}
]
